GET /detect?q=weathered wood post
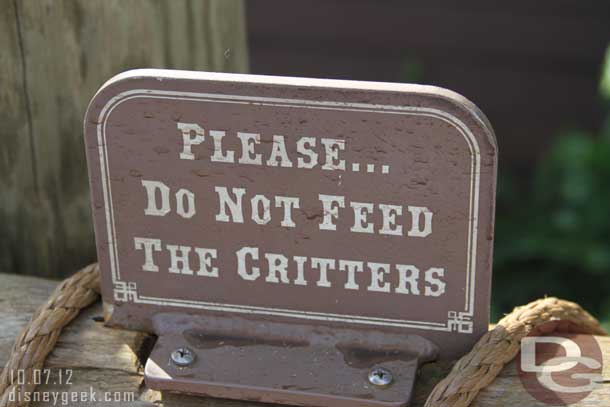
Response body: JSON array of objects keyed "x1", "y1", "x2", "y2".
[{"x1": 0, "y1": 0, "x2": 248, "y2": 278}]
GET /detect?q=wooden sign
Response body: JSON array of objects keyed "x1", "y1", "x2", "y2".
[{"x1": 84, "y1": 69, "x2": 497, "y2": 407}]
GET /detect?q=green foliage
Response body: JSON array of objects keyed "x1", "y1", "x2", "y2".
[
  {"x1": 493, "y1": 125, "x2": 610, "y2": 321},
  {"x1": 492, "y1": 46, "x2": 610, "y2": 322},
  {"x1": 400, "y1": 55, "x2": 426, "y2": 83},
  {"x1": 600, "y1": 46, "x2": 610, "y2": 104}
]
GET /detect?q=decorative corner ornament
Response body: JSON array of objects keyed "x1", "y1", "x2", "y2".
[{"x1": 84, "y1": 69, "x2": 497, "y2": 407}]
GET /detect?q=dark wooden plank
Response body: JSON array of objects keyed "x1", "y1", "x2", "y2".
[
  {"x1": 1, "y1": 272, "x2": 609, "y2": 406},
  {"x1": 247, "y1": 1, "x2": 610, "y2": 61}
]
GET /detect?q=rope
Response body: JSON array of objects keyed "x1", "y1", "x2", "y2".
[
  {"x1": 424, "y1": 297, "x2": 607, "y2": 407},
  {"x1": 0, "y1": 264, "x2": 606, "y2": 407},
  {"x1": 0, "y1": 264, "x2": 100, "y2": 407}
]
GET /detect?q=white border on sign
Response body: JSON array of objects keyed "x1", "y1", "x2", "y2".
[{"x1": 97, "y1": 89, "x2": 480, "y2": 334}]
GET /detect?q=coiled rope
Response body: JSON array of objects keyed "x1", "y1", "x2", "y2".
[
  {"x1": 0, "y1": 264, "x2": 100, "y2": 407},
  {"x1": 424, "y1": 297, "x2": 607, "y2": 407},
  {"x1": 0, "y1": 263, "x2": 606, "y2": 407}
]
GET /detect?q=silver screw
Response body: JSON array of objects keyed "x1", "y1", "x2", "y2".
[
  {"x1": 368, "y1": 367, "x2": 393, "y2": 387},
  {"x1": 170, "y1": 347, "x2": 195, "y2": 367}
]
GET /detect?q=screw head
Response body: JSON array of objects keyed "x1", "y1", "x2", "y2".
[
  {"x1": 170, "y1": 347, "x2": 195, "y2": 367},
  {"x1": 368, "y1": 367, "x2": 393, "y2": 387}
]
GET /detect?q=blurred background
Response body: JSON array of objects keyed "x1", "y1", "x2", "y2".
[
  {"x1": 1, "y1": 0, "x2": 609, "y2": 328},
  {"x1": 247, "y1": 1, "x2": 610, "y2": 328}
]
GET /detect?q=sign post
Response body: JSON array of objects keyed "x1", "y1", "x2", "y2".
[{"x1": 84, "y1": 69, "x2": 497, "y2": 406}]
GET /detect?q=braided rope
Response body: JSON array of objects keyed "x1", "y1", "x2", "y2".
[
  {"x1": 0, "y1": 264, "x2": 100, "y2": 407},
  {"x1": 424, "y1": 297, "x2": 607, "y2": 407},
  {"x1": 0, "y1": 265, "x2": 606, "y2": 407}
]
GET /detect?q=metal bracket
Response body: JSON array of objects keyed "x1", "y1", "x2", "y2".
[{"x1": 144, "y1": 313, "x2": 438, "y2": 407}]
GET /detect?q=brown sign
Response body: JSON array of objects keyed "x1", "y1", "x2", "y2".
[{"x1": 84, "y1": 69, "x2": 497, "y2": 406}]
